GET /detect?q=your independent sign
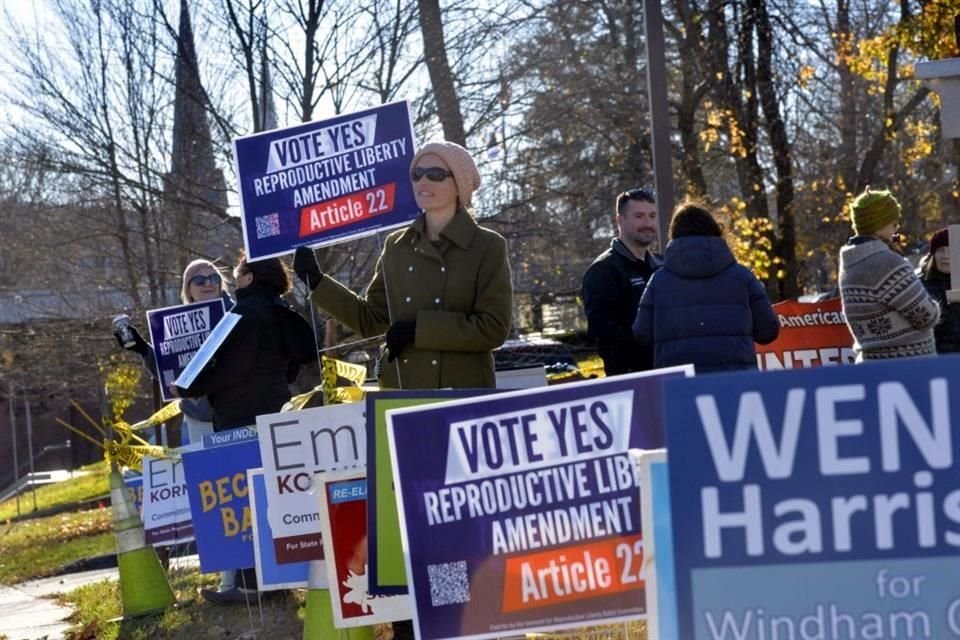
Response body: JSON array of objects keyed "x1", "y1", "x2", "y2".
[
  {"x1": 233, "y1": 101, "x2": 418, "y2": 260},
  {"x1": 387, "y1": 368, "x2": 691, "y2": 640},
  {"x1": 662, "y1": 356, "x2": 960, "y2": 640}
]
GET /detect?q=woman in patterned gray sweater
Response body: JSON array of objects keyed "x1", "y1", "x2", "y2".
[{"x1": 838, "y1": 188, "x2": 940, "y2": 361}]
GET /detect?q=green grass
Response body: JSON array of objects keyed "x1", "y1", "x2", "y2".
[
  {"x1": 60, "y1": 567, "x2": 309, "y2": 640},
  {"x1": 0, "y1": 461, "x2": 110, "y2": 522},
  {"x1": 0, "y1": 509, "x2": 115, "y2": 584}
]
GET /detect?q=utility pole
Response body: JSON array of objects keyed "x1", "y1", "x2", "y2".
[
  {"x1": 8, "y1": 381, "x2": 20, "y2": 517},
  {"x1": 25, "y1": 392, "x2": 37, "y2": 511},
  {"x1": 643, "y1": 0, "x2": 675, "y2": 247}
]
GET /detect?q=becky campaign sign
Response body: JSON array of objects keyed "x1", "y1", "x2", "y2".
[
  {"x1": 147, "y1": 298, "x2": 226, "y2": 402},
  {"x1": 256, "y1": 403, "x2": 365, "y2": 564},
  {"x1": 663, "y1": 357, "x2": 960, "y2": 640},
  {"x1": 755, "y1": 298, "x2": 854, "y2": 370},
  {"x1": 181, "y1": 432, "x2": 261, "y2": 573},
  {"x1": 233, "y1": 101, "x2": 418, "y2": 260},
  {"x1": 387, "y1": 368, "x2": 692, "y2": 640}
]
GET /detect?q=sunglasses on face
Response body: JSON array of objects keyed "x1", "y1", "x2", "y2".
[
  {"x1": 411, "y1": 166, "x2": 454, "y2": 182},
  {"x1": 188, "y1": 273, "x2": 222, "y2": 287}
]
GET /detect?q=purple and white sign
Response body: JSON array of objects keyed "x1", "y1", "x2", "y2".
[
  {"x1": 233, "y1": 101, "x2": 418, "y2": 260},
  {"x1": 147, "y1": 298, "x2": 226, "y2": 402},
  {"x1": 386, "y1": 368, "x2": 692, "y2": 640}
]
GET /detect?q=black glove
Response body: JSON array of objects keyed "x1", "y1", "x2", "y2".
[
  {"x1": 114, "y1": 325, "x2": 149, "y2": 357},
  {"x1": 386, "y1": 321, "x2": 417, "y2": 362},
  {"x1": 293, "y1": 246, "x2": 324, "y2": 291}
]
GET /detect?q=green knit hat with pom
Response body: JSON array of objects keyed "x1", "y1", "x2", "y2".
[{"x1": 850, "y1": 188, "x2": 901, "y2": 236}]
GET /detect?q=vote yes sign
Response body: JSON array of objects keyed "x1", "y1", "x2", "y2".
[{"x1": 387, "y1": 367, "x2": 692, "y2": 640}]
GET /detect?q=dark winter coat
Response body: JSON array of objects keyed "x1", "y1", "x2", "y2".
[
  {"x1": 311, "y1": 207, "x2": 512, "y2": 389},
  {"x1": 632, "y1": 235, "x2": 779, "y2": 372},
  {"x1": 182, "y1": 283, "x2": 315, "y2": 430},
  {"x1": 582, "y1": 239, "x2": 663, "y2": 375},
  {"x1": 921, "y1": 268, "x2": 960, "y2": 353}
]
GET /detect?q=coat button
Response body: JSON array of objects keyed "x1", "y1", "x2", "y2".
[
  {"x1": 441, "y1": 267, "x2": 445, "y2": 272},
  {"x1": 405, "y1": 296, "x2": 411, "y2": 302},
  {"x1": 408, "y1": 266, "x2": 414, "y2": 271},
  {"x1": 431, "y1": 360, "x2": 438, "y2": 366},
  {"x1": 403, "y1": 359, "x2": 408, "y2": 364},
  {"x1": 434, "y1": 298, "x2": 440, "y2": 304}
]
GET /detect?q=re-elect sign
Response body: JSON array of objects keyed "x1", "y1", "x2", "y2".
[
  {"x1": 147, "y1": 298, "x2": 226, "y2": 402},
  {"x1": 233, "y1": 101, "x2": 418, "y2": 260},
  {"x1": 387, "y1": 368, "x2": 692, "y2": 640},
  {"x1": 663, "y1": 357, "x2": 960, "y2": 640}
]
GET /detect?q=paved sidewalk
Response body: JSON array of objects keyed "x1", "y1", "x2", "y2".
[
  {"x1": 0, "y1": 554, "x2": 199, "y2": 640},
  {"x1": 0, "y1": 567, "x2": 118, "y2": 640}
]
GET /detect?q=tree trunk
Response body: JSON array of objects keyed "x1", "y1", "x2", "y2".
[
  {"x1": 417, "y1": 0, "x2": 466, "y2": 146},
  {"x1": 752, "y1": 0, "x2": 797, "y2": 299}
]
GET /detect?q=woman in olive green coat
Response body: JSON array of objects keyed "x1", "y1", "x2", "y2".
[{"x1": 293, "y1": 140, "x2": 513, "y2": 389}]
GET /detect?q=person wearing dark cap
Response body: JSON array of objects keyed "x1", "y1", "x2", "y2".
[
  {"x1": 293, "y1": 140, "x2": 513, "y2": 390},
  {"x1": 920, "y1": 228, "x2": 960, "y2": 353},
  {"x1": 838, "y1": 188, "x2": 940, "y2": 361},
  {"x1": 582, "y1": 187, "x2": 663, "y2": 375}
]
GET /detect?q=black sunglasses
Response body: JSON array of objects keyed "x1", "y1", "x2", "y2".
[
  {"x1": 188, "y1": 273, "x2": 222, "y2": 287},
  {"x1": 411, "y1": 167, "x2": 454, "y2": 182}
]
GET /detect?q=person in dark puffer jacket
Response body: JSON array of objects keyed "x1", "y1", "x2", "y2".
[{"x1": 632, "y1": 201, "x2": 779, "y2": 372}]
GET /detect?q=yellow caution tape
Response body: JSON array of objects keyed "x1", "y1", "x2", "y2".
[
  {"x1": 128, "y1": 400, "x2": 182, "y2": 432},
  {"x1": 106, "y1": 441, "x2": 170, "y2": 471},
  {"x1": 321, "y1": 356, "x2": 367, "y2": 405}
]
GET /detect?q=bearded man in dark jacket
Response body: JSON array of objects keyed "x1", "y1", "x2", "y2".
[{"x1": 582, "y1": 187, "x2": 663, "y2": 375}]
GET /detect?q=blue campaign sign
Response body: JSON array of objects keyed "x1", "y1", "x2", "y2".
[
  {"x1": 124, "y1": 473, "x2": 144, "y2": 515},
  {"x1": 147, "y1": 298, "x2": 226, "y2": 402},
  {"x1": 663, "y1": 356, "x2": 960, "y2": 640},
  {"x1": 249, "y1": 469, "x2": 310, "y2": 590},
  {"x1": 181, "y1": 438, "x2": 262, "y2": 573},
  {"x1": 387, "y1": 368, "x2": 692, "y2": 640},
  {"x1": 233, "y1": 101, "x2": 418, "y2": 260}
]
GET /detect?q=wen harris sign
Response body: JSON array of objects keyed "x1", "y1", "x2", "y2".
[{"x1": 662, "y1": 357, "x2": 960, "y2": 640}]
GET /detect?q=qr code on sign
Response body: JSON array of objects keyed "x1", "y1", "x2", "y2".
[
  {"x1": 428, "y1": 560, "x2": 470, "y2": 606},
  {"x1": 255, "y1": 213, "x2": 281, "y2": 239}
]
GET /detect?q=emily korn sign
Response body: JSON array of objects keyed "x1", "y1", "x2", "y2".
[
  {"x1": 387, "y1": 369, "x2": 690, "y2": 640},
  {"x1": 662, "y1": 358, "x2": 960, "y2": 639}
]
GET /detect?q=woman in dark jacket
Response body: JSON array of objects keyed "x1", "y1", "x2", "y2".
[
  {"x1": 920, "y1": 228, "x2": 960, "y2": 353},
  {"x1": 632, "y1": 201, "x2": 779, "y2": 372},
  {"x1": 175, "y1": 255, "x2": 315, "y2": 430},
  {"x1": 172, "y1": 255, "x2": 314, "y2": 605}
]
